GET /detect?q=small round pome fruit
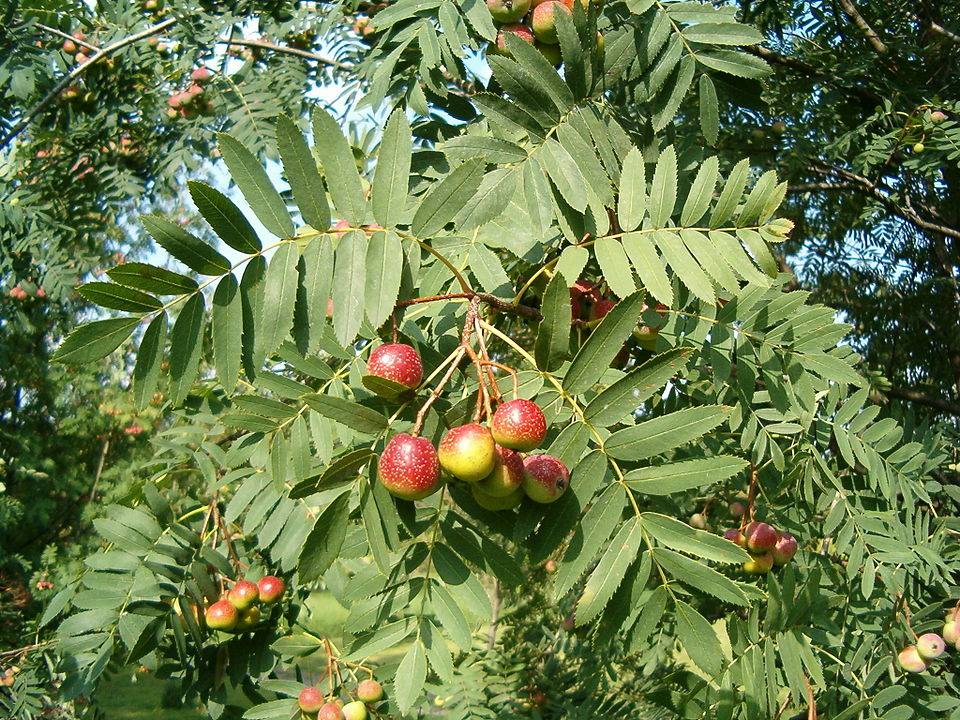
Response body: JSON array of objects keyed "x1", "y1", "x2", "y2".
[
  {"x1": 318, "y1": 702, "x2": 345, "y2": 720},
  {"x1": 916, "y1": 633, "x2": 946, "y2": 661},
  {"x1": 438, "y1": 423, "x2": 497, "y2": 483},
  {"x1": 544, "y1": 559, "x2": 558, "y2": 574},
  {"x1": 898, "y1": 645, "x2": 928, "y2": 673},
  {"x1": 299, "y1": 687, "x2": 324, "y2": 714},
  {"x1": 495, "y1": 24, "x2": 534, "y2": 57},
  {"x1": 257, "y1": 575, "x2": 285, "y2": 604},
  {"x1": 532, "y1": 1, "x2": 571, "y2": 45},
  {"x1": 913, "y1": 142, "x2": 925, "y2": 153},
  {"x1": 689, "y1": 513, "x2": 707, "y2": 529},
  {"x1": 931, "y1": 110, "x2": 947, "y2": 124},
  {"x1": 476, "y1": 445, "x2": 524, "y2": 497},
  {"x1": 341, "y1": 700, "x2": 368, "y2": 720},
  {"x1": 728, "y1": 501, "x2": 746, "y2": 518},
  {"x1": 743, "y1": 521, "x2": 778, "y2": 554},
  {"x1": 742, "y1": 552, "x2": 774, "y2": 575},
  {"x1": 227, "y1": 580, "x2": 259, "y2": 610},
  {"x1": 943, "y1": 620, "x2": 959, "y2": 646},
  {"x1": 471, "y1": 484, "x2": 524, "y2": 510},
  {"x1": 356, "y1": 679, "x2": 384, "y2": 703},
  {"x1": 378, "y1": 433, "x2": 442, "y2": 500},
  {"x1": 491, "y1": 399, "x2": 547, "y2": 451},
  {"x1": 236, "y1": 605, "x2": 261, "y2": 631},
  {"x1": 522, "y1": 454, "x2": 570, "y2": 503},
  {"x1": 205, "y1": 600, "x2": 238, "y2": 631},
  {"x1": 772, "y1": 532, "x2": 798, "y2": 566},
  {"x1": 537, "y1": 40, "x2": 563, "y2": 66},
  {"x1": 486, "y1": 0, "x2": 531, "y2": 24},
  {"x1": 366, "y1": 343, "x2": 423, "y2": 392},
  {"x1": 723, "y1": 528, "x2": 746, "y2": 547}
]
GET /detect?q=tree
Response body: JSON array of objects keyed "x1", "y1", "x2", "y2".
[{"x1": 2, "y1": 1, "x2": 959, "y2": 719}]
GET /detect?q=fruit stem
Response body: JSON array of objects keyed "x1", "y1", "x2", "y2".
[{"x1": 411, "y1": 346, "x2": 466, "y2": 436}]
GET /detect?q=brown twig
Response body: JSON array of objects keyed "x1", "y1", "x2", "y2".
[
  {"x1": 35, "y1": 23, "x2": 101, "y2": 52},
  {"x1": 412, "y1": 347, "x2": 466, "y2": 436},
  {"x1": 836, "y1": 0, "x2": 889, "y2": 56},
  {"x1": 218, "y1": 37, "x2": 354, "y2": 71}
]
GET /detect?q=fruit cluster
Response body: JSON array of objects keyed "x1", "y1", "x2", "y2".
[
  {"x1": 722, "y1": 521, "x2": 798, "y2": 575},
  {"x1": 487, "y1": 0, "x2": 602, "y2": 66},
  {"x1": 368, "y1": 342, "x2": 569, "y2": 509},
  {"x1": 166, "y1": 67, "x2": 214, "y2": 119},
  {"x1": 898, "y1": 608, "x2": 960, "y2": 673},
  {"x1": 298, "y1": 678, "x2": 383, "y2": 719},
  {"x1": 203, "y1": 575, "x2": 285, "y2": 633}
]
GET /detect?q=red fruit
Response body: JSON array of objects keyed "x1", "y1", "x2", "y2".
[
  {"x1": 75, "y1": 52, "x2": 89, "y2": 64},
  {"x1": 494, "y1": 24, "x2": 534, "y2": 56},
  {"x1": 333, "y1": 219, "x2": 351, "y2": 230},
  {"x1": 378, "y1": 433, "x2": 442, "y2": 500},
  {"x1": 591, "y1": 297, "x2": 616, "y2": 320},
  {"x1": 186, "y1": 83, "x2": 204, "y2": 97},
  {"x1": 227, "y1": 580, "x2": 259, "y2": 610},
  {"x1": 438, "y1": 423, "x2": 497, "y2": 483},
  {"x1": 191, "y1": 67, "x2": 212, "y2": 82},
  {"x1": 63, "y1": 39, "x2": 77, "y2": 54},
  {"x1": 531, "y1": 1, "x2": 571, "y2": 45},
  {"x1": 742, "y1": 552, "x2": 773, "y2": 575},
  {"x1": 522, "y1": 454, "x2": 569, "y2": 503},
  {"x1": 356, "y1": 679, "x2": 383, "y2": 703},
  {"x1": 476, "y1": 445, "x2": 524, "y2": 497},
  {"x1": 167, "y1": 92, "x2": 186, "y2": 108},
  {"x1": 931, "y1": 110, "x2": 947, "y2": 124},
  {"x1": 544, "y1": 559, "x2": 557, "y2": 574},
  {"x1": 772, "y1": 532, "x2": 798, "y2": 566},
  {"x1": 318, "y1": 702, "x2": 345, "y2": 720},
  {"x1": 204, "y1": 599, "x2": 238, "y2": 631},
  {"x1": 723, "y1": 528, "x2": 746, "y2": 547},
  {"x1": 366, "y1": 343, "x2": 423, "y2": 390},
  {"x1": 257, "y1": 575, "x2": 285, "y2": 604},
  {"x1": 728, "y1": 501, "x2": 746, "y2": 518},
  {"x1": 490, "y1": 399, "x2": 547, "y2": 451},
  {"x1": 743, "y1": 521, "x2": 778, "y2": 554},
  {"x1": 898, "y1": 646, "x2": 928, "y2": 673},
  {"x1": 299, "y1": 687, "x2": 324, "y2": 714},
  {"x1": 486, "y1": 0, "x2": 531, "y2": 24},
  {"x1": 561, "y1": 613, "x2": 575, "y2": 631}
]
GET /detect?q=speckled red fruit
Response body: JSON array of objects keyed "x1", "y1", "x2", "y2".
[
  {"x1": 916, "y1": 633, "x2": 946, "y2": 660},
  {"x1": 723, "y1": 528, "x2": 746, "y2": 547},
  {"x1": 772, "y1": 532, "x2": 798, "y2": 566},
  {"x1": 356, "y1": 679, "x2": 383, "y2": 703},
  {"x1": 205, "y1": 599, "x2": 238, "y2": 631},
  {"x1": 491, "y1": 399, "x2": 547, "y2": 451},
  {"x1": 531, "y1": 1, "x2": 571, "y2": 44},
  {"x1": 257, "y1": 575, "x2": 285, "y2": 604},
  {"x1": 227, "y1": 580, "x2": 259, "y2": 610},
  {"x1": 487, "y1": 0, "x2": 531, "y2": 24},
  {"x1": 299, "y1": 687, "x2": 324, "y2": 714},
  {"x1": 438, "y1": 423, "x2": 497, "y2": 482},
  {"x1": 591, "y1": 297, "x2": 616, "y2": 320},
  {"x1": 522, "y1": 454, "x2": 569, "y2": 503},
  {"x1": 378, "y1": 433, "x2": 442, "y2": 500},
  {"x1": 318, "y1": 702, "x2": 345, "y2": 720},
  {"x1": 743, "y1": 521, "x2": 778, "y2": 554},
  {"x1": 477, "y1": 445, "x2": 524, "y2": 497},
  {"x1": 742, "y1": 552, "x2": 773, "y2": 574},
  {"x1": 366, "y1": 343, "x2": 423, "y2": 390},
  {"x1": 495, "y1": 24, "x2": 534, "y2": 56}
]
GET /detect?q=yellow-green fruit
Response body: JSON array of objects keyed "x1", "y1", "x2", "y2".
[
  {"x1": 236, "y1": 605, "x2": 261, "y2": 631},
  {"x1": 476, "y1": 445, "x2": 524, "y2": 497},
  {"x1": 471, "y1": 484, "x2": 524, "y2": 510},
  {"x1": 438, "y1": 423, "x2": 496, "y2": 482},
  {"x1": 342, "y1": 700, "x2": 368, "y2": 720},
  {"x1": 943, "y1": 620, "x2": 959, "y2": 646},
  {"x1": 537, "y1": 41, "x2": 562, "y2": 66},
  {"x1": 913, "y1": 142, "x2": 925, "y2": 152}
]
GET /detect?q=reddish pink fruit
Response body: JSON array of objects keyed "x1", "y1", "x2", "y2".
[
  {"x1": 356, "y1": 679, "x2": 383, "y2": 703},
  {"x1": 299, "y1": 687, "x2": 324, "y2": 714},
  {"x1": 490, "y1": 399, "x2": 547, "y2": 451},
  {"x1": 318, "y1": 702, "x2": 345, "y2": 720},
  {"x1": 743, "y1": 521, "x2": 778, "y2": 554},
  {"x1": 728, "y1": 501, "x2": 746, "y2": 518},
  {"x1": 522, "y1": 454, "x2": 569, "y2": 503},
  {"x1": 63, "y1": 39, "x2": 77, "y2": 54},
  {"x1": 898, "y1": 645, "x2": 928, "y2": 673},
  {"x1": 378, "y1": 433, "x2": 442, "y2": 500},
  {"x1": 257, "y1": 576, "x2": 285, "y2": 604},
  {"x1": 931, "y1": 110, "x2": 947, "y2": 124},
  {"x1": 75, "y1": 52, "x2": 89, "y2": 64},
  {"x1": 366, "y1": 343, "x2": 423, "y2": 390},
  {"x1": 495, "y1": 24, "x2": 535, "y2": 56},
  {"x1": 591, "y1": 297, "x2": 616, "y2": 320},
  {"x1": 723, "y1": 528, "x2": 746, "y2": 547},
  {"x1": 772, "y1": 532, "x2": 798, "y2": 566},
  {"x1": 531, "y1": 1, "x2": 571, "y2": 45},
  {"x1": 476, "y1": 445, "x2": 524, "y2": 497},
  {"x1": 916, "y1": 633, "x2": 946, "y2": 660},
  {"x1": 191, "y1": 67, "x2": 212, "y2": 82},
  {"x1": 227, "y1": 579, "x2": 259, "y2": 610},
  {"x1": 204, "y1": 599, "x2": 238, "y2": 631},
  {"x1": 438, "y1": 423, "x2": 497, "y2": 482}
]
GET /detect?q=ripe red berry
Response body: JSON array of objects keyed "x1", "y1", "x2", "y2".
[
  {"x1": 743, "y1": 521, "x2": 778, "y2": 554},
  {"x1": 722, "y1": 528, "x2": 746, "y2": 547},
  {"x1": 591, "y1": 297, "x2": 616, "y2": 320},
  {"x1": 471, "y1": 484, "x2": 524, "y2": 510},
  {"x1": 318, "y1": 702, "x2": 345, "y2": 720},
  {"x1": 204, "y1": 599, "x2": 238, "y2": 631},
  {"x1": 438, "y1": 423, "x2": 497, "y2": 483},
  {"x1": 916, "y1": 633, "x2": 946, "y2": 661},
  {"x1": 522, "y1": 454, "x2": 569, "y2": 503},
  {"x1": 494, "y1": 24, "x2": 534, "y2": 57},
  {"x1": 356, "y1": 678, "x2": 383, "y2": 703},
  {"x1": 257, "y1": 575, "x2": 285, "y2": 604},
  {"x1": 191, "y1": 67, "x2": 212, "y2": 82},
  {"x1": 476, "y1": 444, "x2": 524, "y2": 497},
  {"x1": 366, "y1": 343, "x2": 423, "y2": 392},
  {"x1": 227, "y1": 580, "x2": 259, "y2": 610},
  {"x1": 299, "y1": 686, "x2": 324, "y2": 714},
  {"x1": 772, "y1": 532, "x2": 798, "y2": 566},
  {"x1": 490, "y1": 399, "x2": 547, "y2": 451},
  {"x1": 378, "y1": 433, "x2": 442, "y2": 500},
  {"x1": 898, "y1": 645, "x2": 928, "y2": 673},
  {"x1": 531, "y1": 1, "x2": 571, "y2": 45}
]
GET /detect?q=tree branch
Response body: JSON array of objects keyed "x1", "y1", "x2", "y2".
[
  {"x1": 0, "y1": 17, "x2": 177, "y2": 150},
  {"x1": 836, "y1": 0, "x2": 889, "y2": 55},
  {"x1": 218, "y1": 37, "x2": 355, "y2": 71},
  {"x1": 35, "y1": 23, "x2": 101, "y2": 52},
  {"x1": 744, "y1": 46, "x2": 881, "y2": 104},
  {"x1": 883, "y1": 386, "x2": 960, "y2": 417}
]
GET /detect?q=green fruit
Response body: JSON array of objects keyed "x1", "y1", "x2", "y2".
[
  {"x1": 438, "y1": 423, "x2": 496, "y2": 483},
  {"x1": 913, "y1": 142, "x2": 925, "y2": 152},
  {"x1": 236, "y1": 605, "x2": 261, "y2": 631},
  {"x1": 486, "y1": 0, "x2": 531, "y2": 24},
  {"x1": 341, "y1": 700, "x2": 368, "y2": 720},
  {"x1": 476, "y1": 445, "x2": 524, "y2": 497},
  {"x1": 916, "y1": 633, "x2": 946, "y2": 660},
  {"x1": 536, "y1": 41, "x2": 562, "y2": 66},
  {"x1": 742, "y1": 552, "x2": 773, "y2": 574},
  {"x1": 943, "y1": 620, "x2": 959, "y2": 646},
  {"x1": 471, "y1": 484, "x2": 524, "y2": 510}
]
